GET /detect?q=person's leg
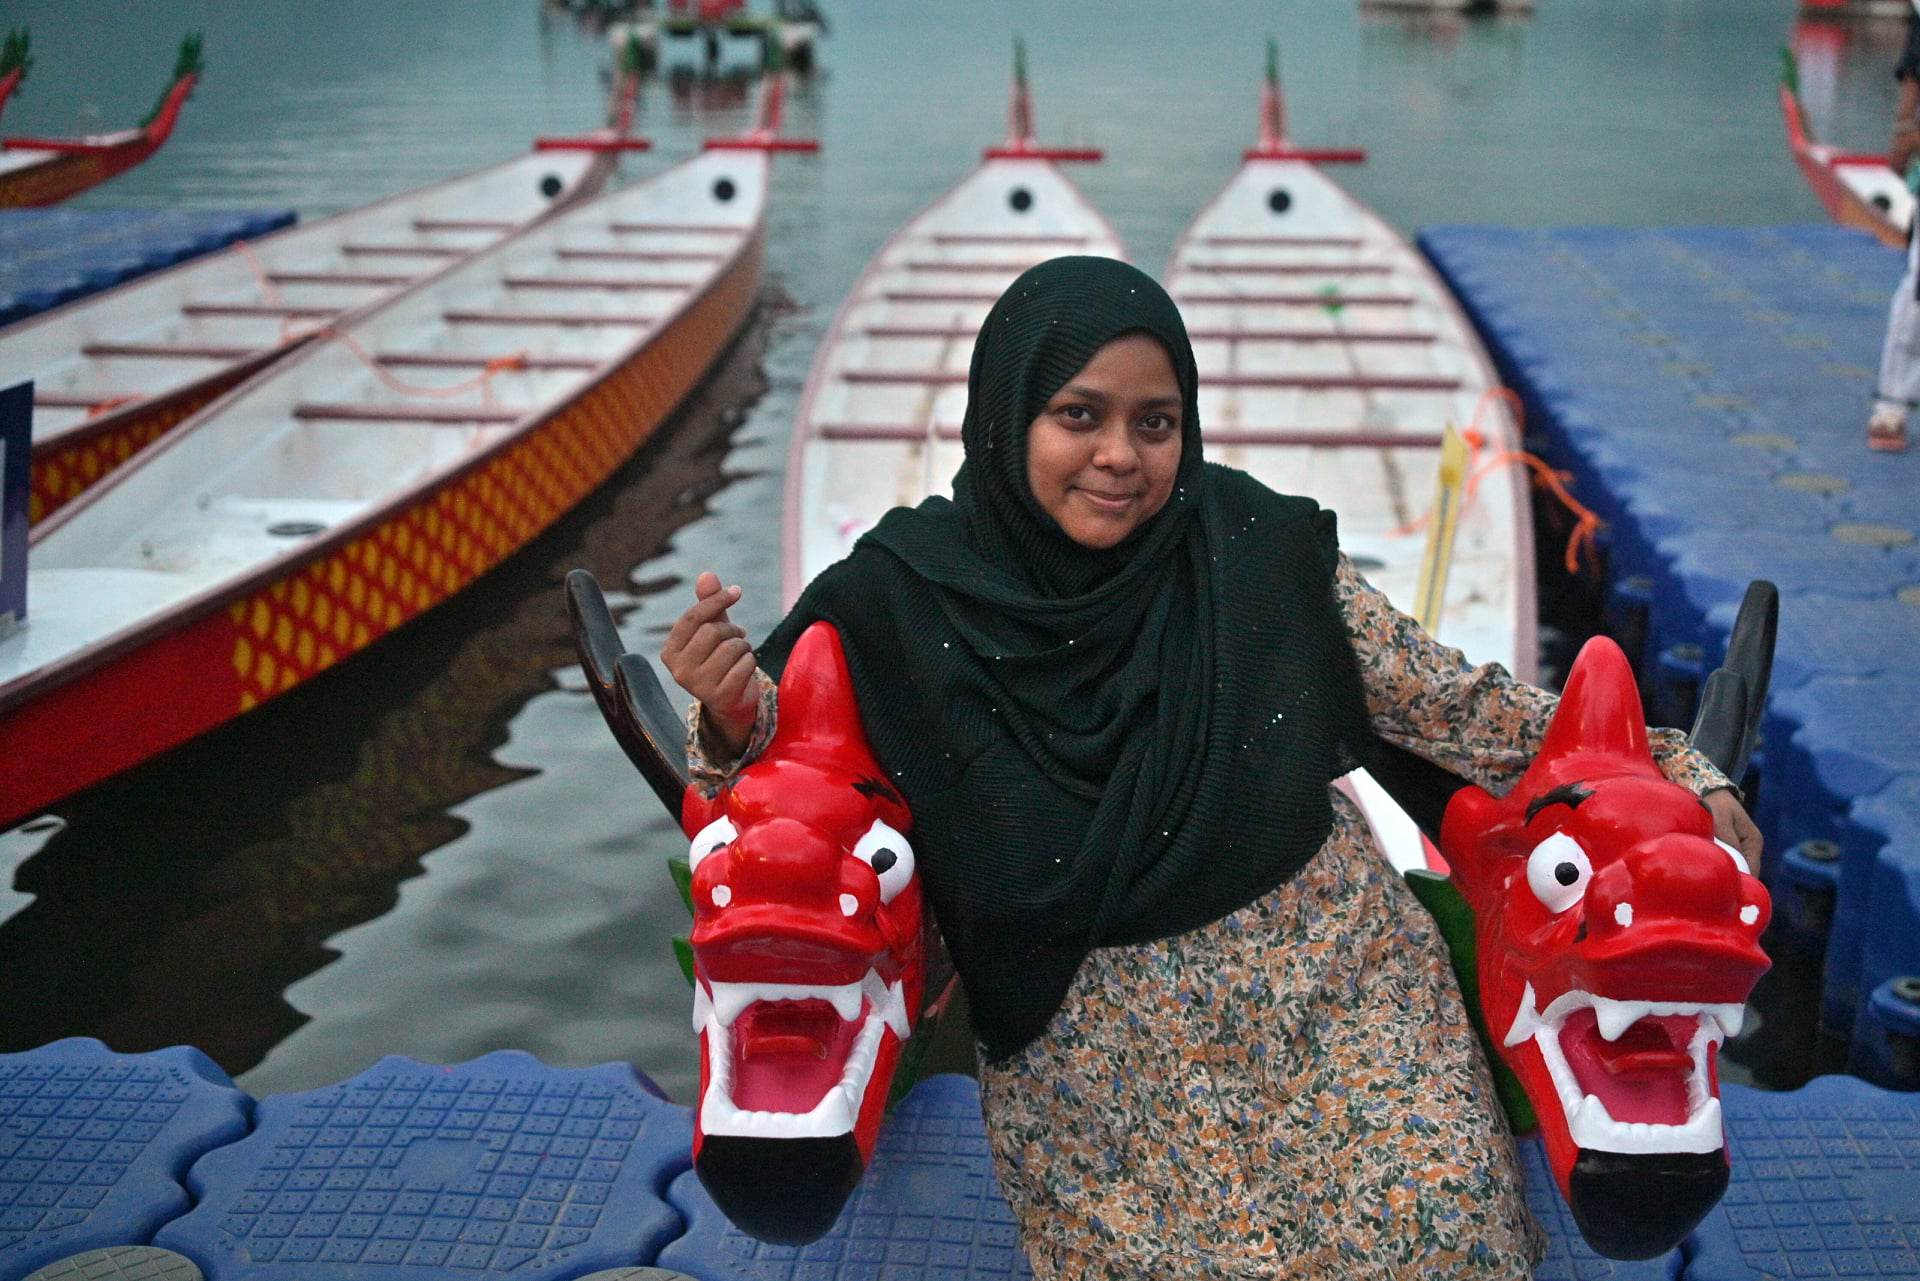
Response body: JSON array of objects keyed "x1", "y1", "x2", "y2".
[{"x1": 1870, "y1": 234, "x2": 1920, "y2": 451}]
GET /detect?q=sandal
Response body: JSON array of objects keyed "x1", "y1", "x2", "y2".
[{"x1": 1868, "y1": 406, "x2": 1911, "y2": 453}]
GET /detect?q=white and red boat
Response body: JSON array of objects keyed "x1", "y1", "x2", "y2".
[
  {"x1": 783, "y1": 41, "x2": 1121, "y2": 600},
  {"x1": 1780, "y1": 46, "x2": 1912, "y2": 248},
  {"x1": 0, "y1": 34, "x2": 201, "y2": 209},
  {"x1": 1167, "y1": 44, "x2": 1535, "y2": 686},
  {"x1": 0, "y1": 30, "x2": 27, "y2": 127},
  {"x1": 0, "y1": 65, "x2": 648, "y2": 529},
  {"x1": 0, "y1": 81, "x2": 811, "y2": 831}
]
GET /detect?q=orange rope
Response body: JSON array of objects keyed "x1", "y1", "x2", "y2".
[
  {"x1": 1469, "y1": 449, "x2": 1605, "y2": 576},
  {"x1": 86, "y1": 394, "x2": 140, "y2": 419},
  {"x1": 315, "y1": 326, "x2": 529, "y2": 407},
  {"x1": 227, "y1": 239, "x2": 529, "y2": 407},
  {"x1": 1389, "y1": 386, "x2": 1506, "y2": 537},
  {"x1": 228, "y1": 238, "x2": 299, "y2": 344},
  {"x1": 1388, "y1": 386, "x2": 1605, "y2": 576}
]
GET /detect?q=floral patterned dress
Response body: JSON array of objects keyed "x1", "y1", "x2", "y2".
[{"x1": 686, "y1": 557, "x2": 1731, "y2": 1281}]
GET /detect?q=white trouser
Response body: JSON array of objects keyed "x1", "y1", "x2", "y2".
[{"x1": 1875, "y1": 228, "x2": 1920, "y2": 416}]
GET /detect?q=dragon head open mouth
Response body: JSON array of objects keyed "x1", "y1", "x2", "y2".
[
  {"x1": 678, "y1": 623, "x2": 925, "y2": 1245},
  {"x1": 693, "y1": 956, "x2": 914, "y2": 1143},
  {"x1": 1442, "y1": 636, "x2": 1771, "y2": 1260},
  {"x1": 1507, "y1": 985, "x2": 1742, "y2": 1154}
]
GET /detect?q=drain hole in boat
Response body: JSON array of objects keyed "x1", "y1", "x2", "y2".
[
  {"x1": 1008, "y1": 187, "x2": 1033, "y2": 213},
  {"x1": 1268, "y1": 187, "x2": 1292, "y2": 214},
  {"x1": 267, "y1": 520, "x2": 327, "y2": 537},
  {"x1": 539, "y1": 173, "x2": 564, "y2": 199},
  {"x1": 1873, "y1": 192, "x2": 1894, "y2": 213},
  {"x1": 713, "y1": 177, "x2": 738, "y2": 203}
]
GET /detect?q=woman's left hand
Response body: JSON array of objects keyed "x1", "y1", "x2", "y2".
[{"x1": 1704, "y1": 788, "x2": 1764, "y2": 873}]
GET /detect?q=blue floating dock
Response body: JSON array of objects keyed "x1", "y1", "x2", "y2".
[
  {"x1": 0, "y1": 1039, "x2": 250, "y2": 1280},
  {"x1": 0, "y1": 208, "x2": 296, "y2": 330},
  {"x1": 657, "y1": 1075, "x2": 1030, "y2": 1281},
  {"x1": 151, "y1": 1052, "x2": 689, "y2": 1281},
  {"x1": 1420, "y1": 224, "x2": 1920, "y2": 1053},
  {"x1": 7, "y1": 1045, "x2": 1920, "y2": 1278},
  {"x1": 1684, "y1": 1077, "x2": 1920, "y2": 1281}
]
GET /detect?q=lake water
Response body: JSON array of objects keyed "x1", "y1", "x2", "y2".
[{"x1": 0, "y1": 0, "x2": 1901, "y2": 1103}]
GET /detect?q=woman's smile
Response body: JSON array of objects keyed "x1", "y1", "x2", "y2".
[{"x1": 1073, "y1": 485, "x2": 1144, "y2": 512}]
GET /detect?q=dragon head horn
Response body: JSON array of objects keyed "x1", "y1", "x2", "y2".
[
  {"x1": 1535, "y1": 636, "x2": 1651, "y2": 769},
  {"x1": 771, "y1": 622, "x2": 869, "y2": 764}
]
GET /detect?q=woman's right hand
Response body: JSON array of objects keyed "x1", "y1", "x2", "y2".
[{"x1": 662, "y1": 571, "x2": 758, "y2": 758}]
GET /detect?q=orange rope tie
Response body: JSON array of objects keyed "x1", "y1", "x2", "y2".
[
  {"x1": 318, "y1": 327, "x2": 530, "y2": 408},
  {"x1": 1467, "y1": 449, "x2": 1605, "y2": 577},
  {"x1": 1386, "y1": 387, "x2": 1513, "y2": 536},
  {"x1": 229, "y1": 239, "x2": 531, "y2": 406},
  {"x1": 85, "y1": 394, "x2": 141, "y2": 419},
  {"x1": 1384, "y1": 385, "x2": 1604, "y2": 575},
  {"x1": 227, "y1": 238, "x2": 301, "y2": 344}
]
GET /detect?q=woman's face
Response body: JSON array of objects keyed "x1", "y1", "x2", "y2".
[{"x1": 1024, "y1": 333, "x2": 1184, "y2": 550}]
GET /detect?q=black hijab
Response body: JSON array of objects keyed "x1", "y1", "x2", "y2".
[{"x1": 762, "y1": 257, "x2": 1374, "y2": 1061}]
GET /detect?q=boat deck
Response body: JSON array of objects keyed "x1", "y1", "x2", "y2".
[
  {"x1": 1420, "y1": 223, "x2": 1919, "y2": 1076},
  {"x1": 2, "y1": 1039, "x2": 1916, "y2": 1281},
  {"x1": 3, "y1": 152, "x2": 596, "y2": 455},
  {"x1": 1168, "y1": 156, "x2": 1532, "y2": 680},
  {"x1": 0, "y1": 207, "x2": 295, "y2": 328}
]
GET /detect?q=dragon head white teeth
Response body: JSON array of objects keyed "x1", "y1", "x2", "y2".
[{"x1": 1593, "y1": 996, "x2": 1652, "y2": 1042}]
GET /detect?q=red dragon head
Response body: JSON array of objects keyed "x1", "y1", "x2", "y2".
[
  {"x1": 566, "y1": 573, "x2": 923, "y2": 1245},
  {"x1": 1440, "y1": 634, "x2": 1772, "y2": 1259},
  {"x1": 677, "y1": 622, "x2": 924, "y2": 1242}
]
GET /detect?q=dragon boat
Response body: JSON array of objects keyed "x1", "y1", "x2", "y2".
[
  {"x1": 1780, "y1": 45, "x2": 1912, "y2": 247},
  {"x1": 780, "y1": 39, "x2": 1119, "y2": 600},
  {"x1": 0, "y1": 30, "x2": 27, "y2": 128},
  {"x1": 0, "y1": 77, "x2": 811, "y2": 833},
  {"x1": 0, "y1": 52, "x2": 648, "y2": 529},
  {"x1": 0, "y1": 34, "x2": 201, "y2": 210},
  {"x1": 1170, "y1": 40, "x2": 1534, "y2": 685}
]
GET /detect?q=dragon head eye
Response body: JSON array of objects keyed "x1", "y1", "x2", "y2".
[
  {"x1": 689, "y1": 815, "x2": 738, "y2": 874},
  {"x1": 852, "y1": 820, "x2": 914, "y2": 904},
  {"x1": 1526, "y1": 831, "x2": 1592, "y2": 915},
  {"x1": 1714, "y1": 837, "x2": 1752, "y2": 877}
]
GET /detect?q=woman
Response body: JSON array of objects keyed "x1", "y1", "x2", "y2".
[{"x1": 662, "y1": 257, "x2": 1760, "y2": 1279}]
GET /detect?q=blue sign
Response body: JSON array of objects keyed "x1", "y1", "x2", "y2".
[{"x1": 0, "y1": 380, "x2": 27, "y2": 635}]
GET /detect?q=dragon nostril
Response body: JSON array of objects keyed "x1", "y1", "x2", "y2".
[
  {"x1": 1740, "y1": 904, "x2": 1759, "y2": 925},
  {"x1": 839, "y1": 893, "x2": 859, "y2": 917},
  {"x1": 1614, "y1": 902, "x2": 1634, "y2": 927},
  {"x1": 712, "y1": 884, "x2": 732, "y2": 908}
]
